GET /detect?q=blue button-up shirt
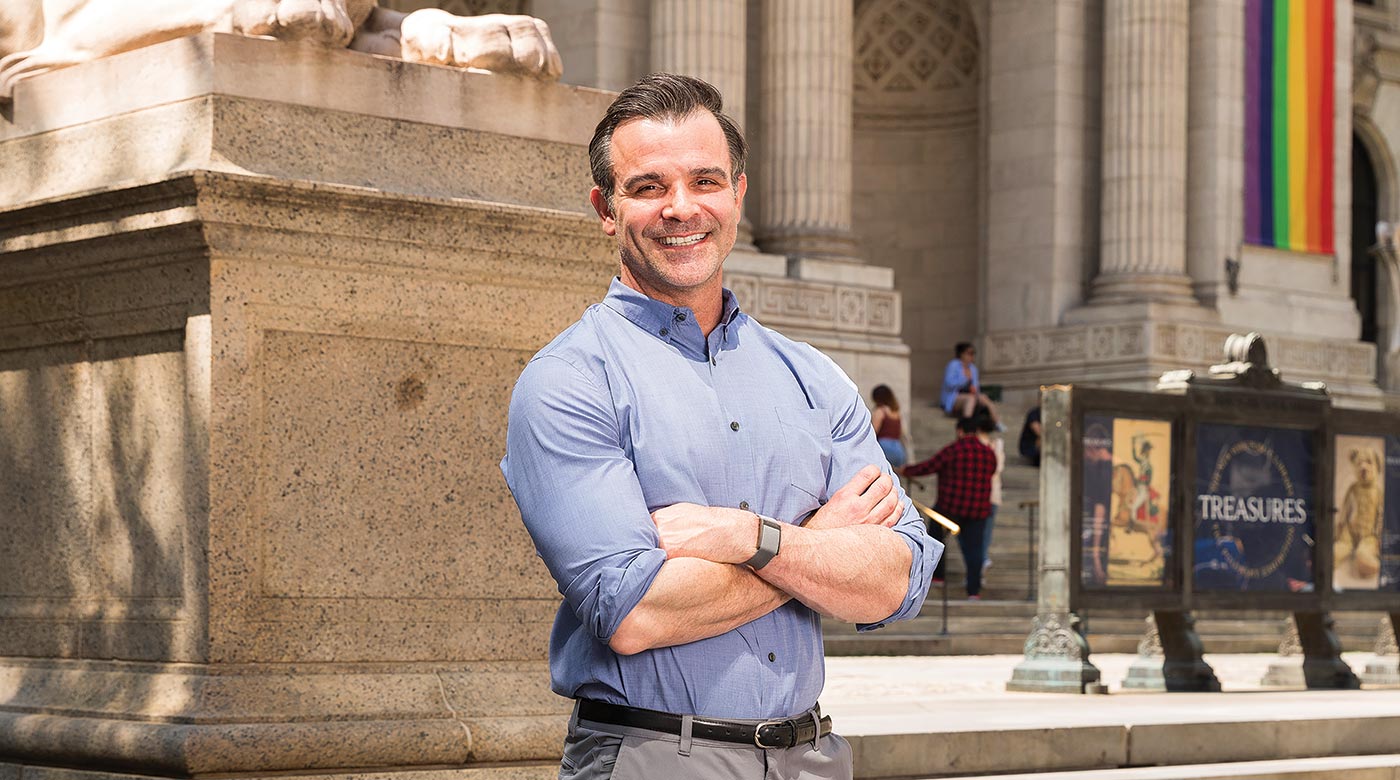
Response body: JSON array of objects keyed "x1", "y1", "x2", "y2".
[{"x1": 501, "y1": 279, "x2": 939, "y2": 719}]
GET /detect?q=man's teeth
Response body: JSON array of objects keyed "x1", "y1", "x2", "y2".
[{"x1": 660, "y1": 233, "x2": 707, "y2": 246}]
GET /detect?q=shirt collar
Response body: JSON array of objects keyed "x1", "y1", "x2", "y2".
[{"x1": 601, "y1": 277, "x2": 743, "y2": 351}]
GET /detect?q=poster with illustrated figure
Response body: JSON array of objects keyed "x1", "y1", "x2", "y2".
[
  {"x1": 1081, "y1": 415, "x2": 1172, "y2": 588},
  {"x1": 1194, "y1": 424, "x2": 1315, "y2": 593},
  {"x1": 1332, "y1": 434, "x2": 1400, "y2": 592}
]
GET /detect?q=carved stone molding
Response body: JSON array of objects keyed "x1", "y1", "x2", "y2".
[
  {"x1": 1136, "y1": 616, "x2": 1163, "y2": 657},
  {"x1": 984, "y1": 322, "x2": 1376, "y2": 387},
  {"x1": 854, "y1": 0, "x2": 979, "y2": 128},
  {"x1": 1021, "y1": 612, "x2": 1088, "y2": 661},
  {"x1": 727, "y1": 273, "x2": 901, "y2": 336},
  {"x1": 1376, "y1": 616, "x2": 1399, "y2": 657},
  {"x1": 1277, "y1": 617, "x2": 1303, "y2": 657}
]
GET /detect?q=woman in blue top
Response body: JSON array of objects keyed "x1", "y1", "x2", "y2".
[{"x1": 940, "y1": 342, "x2": 1002, "y2": 429}]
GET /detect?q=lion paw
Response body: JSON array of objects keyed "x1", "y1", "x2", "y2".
[
  {"x1": 234, "y1": 0, "x2": 356, "y2": 47},
  {"x1": 399, "y1": 10, "x2": 561, "y2": 80}
]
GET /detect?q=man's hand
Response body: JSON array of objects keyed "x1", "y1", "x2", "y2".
[
  {"x1": 651, "y1": 504, "x2": 757, "y2": 564},
  {"x1": 805, "y1": 465, "x2": 903, "y2": 530}
]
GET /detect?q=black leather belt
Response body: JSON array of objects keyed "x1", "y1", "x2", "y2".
[{"x1": 578, "y1": 699, "x2": 832, "y2": 749}]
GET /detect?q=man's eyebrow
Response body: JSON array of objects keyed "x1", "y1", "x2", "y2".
[
  {"x1": 621, "y1": 172, "x2": 664, "y2": 191},
  {"x1": 691, "y1": 167, "x2": 729, "y2": 181}
]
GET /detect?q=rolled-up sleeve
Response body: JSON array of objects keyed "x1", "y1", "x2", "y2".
[
  {"x1": 823, "y1": 376, "x2": 941, "y2": 632},
  {"x1": 501, "y1": 355, "x2": 665, "y2": 642}
]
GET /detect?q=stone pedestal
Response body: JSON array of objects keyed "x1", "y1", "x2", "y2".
[{"x1": 0, "y1": 33, "x2": 619, "y2": 779}]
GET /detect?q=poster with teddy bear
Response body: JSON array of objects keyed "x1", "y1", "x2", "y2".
[{"x1": 1332, "y1": 434, "x2": 1400, "y2": 591}]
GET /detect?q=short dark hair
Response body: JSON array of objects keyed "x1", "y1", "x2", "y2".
[
  {"x1": 956, "y1": 416, "x2": 981, "y2": 435},
  {"x1": 588, "y1": 73, "x2": 748, "y2": 208},
  {"x1": 955, "y1": 341, "x2": 975, "y2": 358},
  {"x1": 972, "y1": 412, "x2": 996, "y2": 434}
]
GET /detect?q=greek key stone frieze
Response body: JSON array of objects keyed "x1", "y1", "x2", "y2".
[
  {"x1": 984, "y1": 322, "x2": 1376, "y2": 386},
  {"x1": 727, "y1": 273, "x2": 901, "y2": 336}
]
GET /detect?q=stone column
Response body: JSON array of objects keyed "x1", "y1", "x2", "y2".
[
  {"x1": 649, "y1": 0, "x2": 754, "y2": 247},
  {"x1": 754, "y1": 0, "x2": 860, "y2": 261},
  {"x1": 650, "y1": 0, "x2": 746, "y2": 122},
  {"x1": 1090, "y1": 0, "x2": 1197, "y2": 304}
]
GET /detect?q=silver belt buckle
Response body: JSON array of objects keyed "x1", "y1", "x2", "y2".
[{"x1": 753, "y1": 719, "x2": 787, "y2": 748}]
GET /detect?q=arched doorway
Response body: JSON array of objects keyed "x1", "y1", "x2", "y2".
[
  {"x1": 851, "y1": 0, "x2": 981, "y2": 400},
  {"x1": 1352, "y1": 135, "x2": 1380, "y2": 346}
]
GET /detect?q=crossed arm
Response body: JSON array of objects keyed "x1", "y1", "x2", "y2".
[
  {"x1": 504, "y1": 356, "x2": 935, "y2": 659},
  {"x1": 609, "y1": 465, "x2": 914, "y2": 655}
]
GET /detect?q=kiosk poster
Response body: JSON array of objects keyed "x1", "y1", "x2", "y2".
[
  {"x1": 1332, "y1": 434, "x2": 1400, "y2": 591},
  {"x1": 1194, "y1": 424, "x2": 1314, "y2": 592},
  {"x1": 1081, "y1": 415, "x2": 1172, "y2": 588}
]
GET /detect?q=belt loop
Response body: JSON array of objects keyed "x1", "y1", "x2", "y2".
[
  {"x1": 568, "y1": 700, "x2": 580, "y2": 734},
  {"x1": 678, "y1": 714, "x2": 694, "y2": 757},
  {"x1": 807, "y1": 707, "x2": 821, "y2": 750}
]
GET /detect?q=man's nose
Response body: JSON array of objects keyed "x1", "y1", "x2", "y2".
[{"x1": 662, "y1": 186, "x2": 701, "y2": 221}]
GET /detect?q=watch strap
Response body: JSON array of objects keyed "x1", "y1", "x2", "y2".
[{"x1": 745, "y1": 515, "x2": 782, "y2": 570}]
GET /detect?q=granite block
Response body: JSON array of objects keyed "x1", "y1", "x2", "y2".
[
  {"x1": 847, "y1": 726, "x2": 1126, "y2": 778},
  {"x1": 0, "y1": 343, "x2": 93, "y2": 602}
]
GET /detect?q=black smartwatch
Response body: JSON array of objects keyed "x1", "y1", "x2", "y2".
[{"x1": 745, "y1": 514, "x2": 782, "y2": 570}]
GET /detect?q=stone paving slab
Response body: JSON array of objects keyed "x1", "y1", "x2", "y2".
[
  {"x1": 822, "y1": 653, "x2": 1400, "y2": 778},
  {"x1": 938, "y1": 754, "x2": 1400, "y2": 780}
]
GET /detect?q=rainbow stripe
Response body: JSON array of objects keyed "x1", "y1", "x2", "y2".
[{"x1": 1244, "y1": 0, "x2": 1334, "y2": 254}]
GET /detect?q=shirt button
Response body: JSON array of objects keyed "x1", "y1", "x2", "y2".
[
  {"x1": 730, "y1": 421, "x2": 740, "y2": 431},
  {"x1": 659, "y1": 327, "x2": 669, "y2": 337},
  {"x1": 675, "y1": 311, "x2": 687, "y2": 322},
  {"x1": 768, "y1": 652, "x2": 777, "y2": 662},
  {"x1": 740, "y1": 501, "x2": 750, "y2": 510}
]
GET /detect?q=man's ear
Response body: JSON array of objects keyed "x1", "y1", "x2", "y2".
[{"x1": 589, "y1": 187, "x2": 617, "y2": 236}]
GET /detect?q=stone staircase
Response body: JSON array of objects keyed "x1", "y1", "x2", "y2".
[{"x1": 828, "y1": 398, "x2": 1393, "y2": 657}]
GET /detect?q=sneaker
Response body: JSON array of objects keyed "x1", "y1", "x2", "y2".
[
  {"x1": 995, "y1": 422, "x2": 1007, "y2": 433},
  {"x1": 931, "y1": 577, "x2": 945, "y2": 586},
  {"x1": 967, "y1": 594, "x2": 981, "y2": 601},
  {"x1": 982, "y1": 558, "x2": 993, "y2": 572}
]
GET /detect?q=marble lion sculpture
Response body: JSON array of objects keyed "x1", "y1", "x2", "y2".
[{"x1": 0, "y1": 0, "x2": 562, "y2": 99}]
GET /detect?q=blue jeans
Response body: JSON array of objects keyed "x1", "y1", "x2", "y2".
[
  {"x1": 877, "y1": 437, "x2": 906, "y2": 468},
  {"x1": 947, "y1": 513, "x2": 988, "y2": 596},
  {"x1": 983, "y1": 504, "x2": 998, "y2": 563}
]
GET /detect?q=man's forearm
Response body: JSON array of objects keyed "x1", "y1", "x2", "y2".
[
  {"x1": 608, "y1": 557, "x2": 790, "y2": 655},
  {"x1": 753, "y1": 524, "x2": 911, "y2": 623}
]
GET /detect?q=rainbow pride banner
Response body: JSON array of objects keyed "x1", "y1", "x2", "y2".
[{"x1": 1244, "y1": 0, "x2": 1334, "y2": 254}]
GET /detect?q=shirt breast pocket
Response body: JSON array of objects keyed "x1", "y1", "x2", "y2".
[{"x1": 775, "y1": 406, "x2": 833, "y2": 509}]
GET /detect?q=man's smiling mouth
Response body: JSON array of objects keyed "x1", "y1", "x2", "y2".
[{"x1": 658, "y1": 233, "x2": 709, "y2": 247}]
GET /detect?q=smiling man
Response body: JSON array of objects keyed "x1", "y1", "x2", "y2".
[{"x1": 501, "y1": 74, "x2": 939, "y2": 780}]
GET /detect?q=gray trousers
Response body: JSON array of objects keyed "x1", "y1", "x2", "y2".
[{"x1": 559, "y1": 703, "x2": 853, "y2": 780}]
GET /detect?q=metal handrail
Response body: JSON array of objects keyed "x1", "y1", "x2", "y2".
[{"x1": 912, "y1": 499, "x2": 959, "y2": 634}]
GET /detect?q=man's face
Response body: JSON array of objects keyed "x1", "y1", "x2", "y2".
[{"x1": 590, "y1": 112, "x2": 746, "y2": 306}]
